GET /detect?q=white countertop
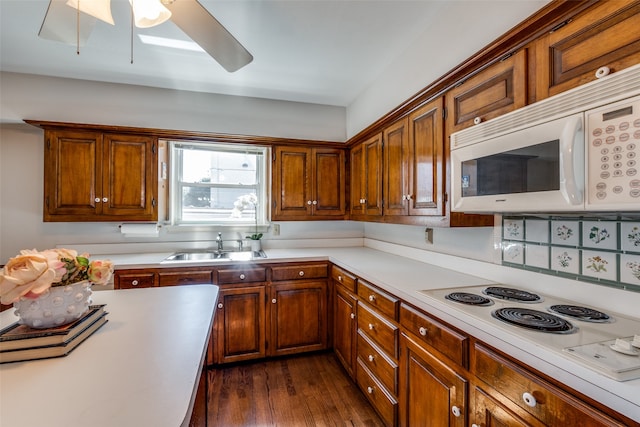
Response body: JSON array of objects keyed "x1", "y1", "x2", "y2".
[
  {"x1": 95, "y1": 245, "x2": 640, "y2": 422},
  {"x1": 0, "y1": 285, "x2": 218, "y2": 427}
]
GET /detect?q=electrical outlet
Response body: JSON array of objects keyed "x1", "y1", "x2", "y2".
[{"x1": 272, "y1": 224, "x2": 280, "y2": 236}]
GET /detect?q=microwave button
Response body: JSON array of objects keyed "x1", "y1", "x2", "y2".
[
  {"x1": 593, "y1": 128, "x2": 603, "y2": 136},
  {"x1": 619, "y1": 122, "x2": 630, "y2": 131},
  {"x1": 606, "y1": 125, "x2": 616, "y2": 134},
  {"x1": 613, "y1": 146, "x2": 623, "y2": 153},
  {"x1": 601, "y1": 164, "x2": 610, "y2": 170},
  {"x1": 628, "y1": 143, "x2": 637, "y2": 151},
  {"x1": 613, "y1": 162, "x2": 623, "y2": 169},
  {"x1": 628, "y1": 160, "x2": 637, "y2": 168},
  {"x1": 630, "y1": 179, "x2": 640, "y2": 188},
  {"x1": 634, "y1": 130, "x2": 640, "y2": 139},
  {"x1": 630, "y1": 189, "x2": 640, "y2": 198},
  {"x1": 601, "y1": 155, "x2": 610, "y2": 162},
  {"x1": 627, "y1": 168, "x2": 637, "y2": 177},
  {"x1": 601, "y1": 171, "x2": 611, "y2": 179},
  {"x1": 619, "y1": 133, "x2": 630, "y2": 142},
  {"x1": 596, "y1": 191, "x2": 607, "y2": 200},
  {"x1": 633, "y1": 119, "x2": 640, "y2": 128},
  {"x1": 628, "y1": 151, "x2": 637, "y2": 159},
  {"x1": 613, "y1": 170, "x2": 623, "y2": 177},
  {"x1": 600, "y1": 147, "x2": 609, "y2": 154},
  {"x1": 596, "y1": 182, "x2": 607, "y2": 190},
  {"x1": 593, "y1": 138, "x2": 603, "y2": 146},
  {"x1": 613, "y1": 154, "x2": 623, "y2": 161},
  {"x1": 613, "y1": 186, "x2": 623, "y2": 194},
  {"x1": 606, "y1": 136, "x2": 616, "y2": 144}
]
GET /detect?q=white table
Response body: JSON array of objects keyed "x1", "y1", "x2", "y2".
[{"x1": 0, "y1": 285, "x2": 218, "y2": 427}]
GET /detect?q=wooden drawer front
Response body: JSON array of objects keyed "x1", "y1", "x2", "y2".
[
  {"x1": 358, "y1": 302, "x2": 398, "y2": 359},
  {"x1": 400, "y1": 304, "x2": 468, "y2": 367},
  {"x1": 158, "y1": 270, "x2": 212, "y2": 287},
  {"x1": 473, "y1": 344, "x2": 627, "y2": 427},
  {"x1": 115, "y1": 272, "x2": 156, "y2": 289},
  {"x1": 217, "y1": 267, "x2": 267, "y2": 284},
  {"x1": 356, "y1": 358, "x2": 398, "y2": 427},
  {"x1": 271, "y1": 263, "x2": 328, "y2": 281},
  {"x1": 357, "y1": 280, "x2": 399, "y2": 320},
  {"x1": 357, "y1": 330, "x2": 398, "y2": 395},
  {"x1": 331, "y1": 265, "x2": 356, "y2": 292}
]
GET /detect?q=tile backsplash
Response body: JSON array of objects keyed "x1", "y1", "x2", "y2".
[{"x1": 501, "y1": 216, "x2": 640, "y2": 293}]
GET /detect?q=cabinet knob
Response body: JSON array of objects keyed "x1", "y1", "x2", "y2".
[
  {"x1": 419, "y1": 326, "x2": 428, "y2": 336},
  {"x1": 361, "y1": 198, "x2": 366, "y2": 204},
  {"x1": 367, "y1": 386, "x2": 374, "y2": 394},
  {"x1": 451, "y1": 406, "x2": 461, "y2": 417},
  {"x1": 406, "y1": 194, "x2": 412, "y2": 200},
  {"x1": 307, "y1": 200, "x2": 312, "y2": 205},
  {"x1": 522, "y1": 392, "x2": 537, "y2": 408},
  {"x1": 239, "y1": 274, "x2": 246, "y2": 280},
  {"x1": 368, "y1": 323, "x2": 374, "y2": 330},
  {"x1": 368, "y1": 294, "x2": 375, "y2": 302},
  {"x1": 312, "y1": 200, "x2": 317, "y2": 205},
  {"x1": 350, "y1": 313, "x2": 355, "y2": 319},
  {"x1": 217, "y1": 303, "x2": 223, "y2": 309},
  {"x1": 298, "y1": 270, "x2": 305, "y2": 277},
  {"x1": 131, "y1": 280, "x2": 139, "y2": 286},
  {"x1": 338, "y1": 275, "x2": 342, "y2": 282},
  {"x1": 473, "y1": 116, "x2": 482, "y2": 125},
  {"x1": 368, "y1": 354, "x2": 374, "y2": 362},
  {"x1": 472, "y1": 424, "x2": 480, "y2": 427},
  {"x1": 595, "y1": 66, "x2": 610, "y2": 79},
  {"x1": 94, "y1": 197, "x2": 101, "y2": 203},
  {"x1": 102, "y1": 197, "x2": 108, "y2": 203},
  {"x1": 272, "y1": 298, "x2": 277, "y2": 304}
]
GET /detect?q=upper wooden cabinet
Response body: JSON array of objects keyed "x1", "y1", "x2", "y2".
[
  {"x1": 446, "y1": 49, "x2": 527, "y2": 135},
  {"x1": 272, "y1": 146, "x2": 347, "y2": 220},
  {"x1": 534, "y1": 1, "x2": 640, "y2": 99},
  {"x1": 44, "y1": 129, "x2": 157, "y2": 222},
  {"x1": 384, "y1": 98, "x2": 445, "y2": 218},
  {"x1": 350, "y1": 133, "x2": 383, "y2": 218}
]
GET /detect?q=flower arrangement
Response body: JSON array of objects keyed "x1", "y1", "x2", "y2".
[
  {"x1": 0, "y1": 248, "x2": 114, "y2": 305},
  {"x1": 231, "y1": 193, "x2": 262, "y2": 240}
]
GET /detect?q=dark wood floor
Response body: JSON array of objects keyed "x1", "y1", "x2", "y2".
[{"x1": 207, "y1": 352, "x2": 385, "y2": 426}]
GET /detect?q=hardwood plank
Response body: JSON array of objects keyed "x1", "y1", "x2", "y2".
[{"x1": 208, "y1": 352, "x2": 385, "y2": 426}]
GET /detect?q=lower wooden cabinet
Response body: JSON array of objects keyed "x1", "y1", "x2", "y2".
[
  {"x1": 398, "y1": 332, "x2": 468, "y2": 427},
  {"x1": 471, "y1": 385, "x2": 539, "y2": 427},
  {"x1": 333, "y1": 283, "x2": 358, "y2": 377}
]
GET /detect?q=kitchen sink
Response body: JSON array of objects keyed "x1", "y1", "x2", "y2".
[{"x1": 163, "y1": 250, "x2": 267, "y2": 262}]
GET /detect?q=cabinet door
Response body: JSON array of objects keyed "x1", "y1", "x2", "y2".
[
  {"x1": 113, "y1": 269, "x2": 158, "y2": 289},
  {"x1": 446, "y1": 49, "x2": 526, "y2": 134},
  {"x1": 214, "y1": 285, "x2": 266, "y2": 364},
  {"x1": 399, "y1": 333, "x2": 467, "y2": 427},
  {"x1": 535, "y1": 1, "x2": 640, "y2": 99},
  {"x1": 408, "y1": 98, "x2": 444, "y2": 216},
  {"x1": 313, "y1": 148, "x2": 346, "y2": 216},
  {"x1": 273, "y1": 146, "x2": 311, "y2": 218},
  {"x1": 334, "y1": 284, "x2": 358, "y2": 377},
  {"x1": 350, "y1": 143, "x2": 365, "y2": 215},
  {"x1": 363, "y1": 133, "x2": 384, "y2": 216},
  {"x1": 471, "y1": 386, "x2": 540, "y2": 427},
  {"x1": 269, "y1": 280, "x2": 328, "y2": 356},
  {"x1": 383, "y1": 118, "x2": 410, "y2": 216},
  {"x1": 44, "y1": 130, "x2": 102, "y2": 219},
  {"x1": 102, "y1": 134, "x2": 157, "y2": 219}
]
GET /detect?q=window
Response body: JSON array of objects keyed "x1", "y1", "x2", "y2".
[{"x1": 169, "y1": 141, "x2": 269, "y2": 227}]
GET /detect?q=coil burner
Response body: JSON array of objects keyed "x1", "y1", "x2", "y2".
[
  {"x1": 548, "y1": 305, "x2": 612, "y2": 323},
  {"x1": 483, "y1": 286, "x2": 542, "y2": 303},
  {"x1": 445, "y1": 292, "x2": 494, "y2": 306},
  {"x1": 492, "y1": 307, "x2": 577, "y2": 334}
]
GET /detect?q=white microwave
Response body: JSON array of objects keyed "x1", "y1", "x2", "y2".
[{"x1": 450, "y1": 64, "x2": 640, "y2": 213}]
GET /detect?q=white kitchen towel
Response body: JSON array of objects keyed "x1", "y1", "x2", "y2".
[{"x1": 120, "y1": 223, "x2": 160, "y2": 238}]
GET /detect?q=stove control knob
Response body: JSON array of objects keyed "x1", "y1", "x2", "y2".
[
  {"x1": 451, "y1": 406, "x2": 461, "y2": 417},
  {"x1": 522, "y1": 392, "x2": 537, "y2": 408}
]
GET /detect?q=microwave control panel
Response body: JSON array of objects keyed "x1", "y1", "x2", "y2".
[{"x1": 585, "y1": 95, "x2": 640, "y2": 210}]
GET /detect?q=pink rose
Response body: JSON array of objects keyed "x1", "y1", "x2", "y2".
[
  {"x1": 0, "y1": 252, "x2": 58, "y2": 304},
  {"x1": 87, "y1": 260, "x2": 114, "y2": 286}
]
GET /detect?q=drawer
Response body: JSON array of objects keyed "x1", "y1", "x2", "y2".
[
  {"x1": 357, "y1": 302, "x2": 398, "y2": 359},
  {"x1": 217, "y1": 267, "x2": 267, "y2": 284},
  {"x1": 158, "y1": 270, "x2": 213, "y2": 287},
  {"x1": 115, "y1": 271, "x2": 156, "y2": 289},
  {"x1": 331, "y1": 265, "x2": 357, "y2": 292},
  {"x1": 357, "y1": 329, "x2": 398, "y2": 395},
  {"x1": 271, "y1": 263, "x2": 328, "y2": 281},
  {"x1": 356, "y1": 358, "x2": 398, "y2": 427},
  {"x1": 358, "y1": 280, "x2": 399, "y2": 320},
  {"x1": 473, "y1": 344, "x2": 627, "y2": 427},
  {"x1": 400, "y1": 303, "x2": 468, "y2": 367}
]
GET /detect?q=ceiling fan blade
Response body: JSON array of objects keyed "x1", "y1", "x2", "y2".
[
  {"x1": 39, "y1": 0, "x2": 97, "y2": 46},
  {"x1": 164, "y1": 0, "x2": 253, "y2": 72}
]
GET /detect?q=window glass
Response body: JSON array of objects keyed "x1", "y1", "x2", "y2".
[{"x1": 170, "y1": 142, "x2": 268, "y2": 226}]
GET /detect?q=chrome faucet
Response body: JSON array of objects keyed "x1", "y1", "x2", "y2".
[{"x1": 216, "y1": 232, "x2": 223, "y2": 251}]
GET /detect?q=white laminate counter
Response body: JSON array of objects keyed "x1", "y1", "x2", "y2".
[{"x1": 0, "y1": 285, "x2": 218, "y2": 427}]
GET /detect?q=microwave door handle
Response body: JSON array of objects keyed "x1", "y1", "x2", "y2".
[{"x1": 560, "y1": 115, "x2": 584, "y2": 205}]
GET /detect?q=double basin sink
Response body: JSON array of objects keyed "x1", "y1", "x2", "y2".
[{"x1": 164, "y1": 250, "x2": 267, "y2": 262}]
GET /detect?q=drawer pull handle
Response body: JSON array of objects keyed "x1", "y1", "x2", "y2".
[
  {"x1": 368, "y1": 354, "x2": 374, "y2": 362},
  {"x1": 350, "y1": 313, "x2": 355, "y2": 319},
  {"x1": 272, "y1": 298, "x2": 277, "y2": 304},
  {"x1": 217, "y1": 303, "x2": 223, "y2": 309},
  {"x1": 451, "y1": 406, "x2": 461, "y2": 417},
  {"x1": 522, "y1": 392, "x2": 537, "y2": 408},
  {"x1": 367, "y1": 386, "x2": 374, "y2": 394},
  {"x1": 368, "y1": 323, "x2": 374, "y2": 331},
  {"x1": 298, "y1": 271, "x2": 305, "y2": 276},
  {"x1": 419, "y1": 327, "x2": 428, "y2": 336},
  {"x1": 368, "y1": 295, "x2": 375, "y2": 302},
  {"x1": 131, "y1": 280, "x2": 139, "y2": 286},
  {"x1": 338, "y1": 275, "x2": 342, "y2": 282},
  {"x1": 239, "y1": 274, "x2": 246, "y2": 280}
]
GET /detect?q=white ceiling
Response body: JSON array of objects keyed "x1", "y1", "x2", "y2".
[{"x1": 1, "y1": 0, "x2": 546, "y2": 108}]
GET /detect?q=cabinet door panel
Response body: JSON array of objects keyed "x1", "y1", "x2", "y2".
[
  {"x1": 350, "y1": 144, "x2": 365, "y2": 215},
  {"x1": 334, "y1": 284, "x2": 357, "y2": 377},
  {"x1": 314, "y1": 149, "x2": 346, "y2": 216},
  {"x1": 383, "y1": 118, "x2": 409, "y2": 216},
  {"x1": 273, "y1": 147, "x2": 310, "y2": 217},
  {"x1": 363, "y1": 134, "x2": 384, "y2": 216},
  {"x1": 472, "y1": 386, "x2": 539, "y2": 427},
  {"x1": 409, "y1": 98, "x2": 444, "y2": 216}
]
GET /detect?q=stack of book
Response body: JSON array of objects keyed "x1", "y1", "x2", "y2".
[{"x1": 0, "y1": 304, "x2": 108, "y2": 363}]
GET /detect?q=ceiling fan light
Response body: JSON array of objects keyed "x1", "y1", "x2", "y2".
[
  {"x1": 66, "y1": 0, "x2": 114, "y2": 25},
  {"x1": 129, "y1": 0, "x2": 172, "y2": 28}
]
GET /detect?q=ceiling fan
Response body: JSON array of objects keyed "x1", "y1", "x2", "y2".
[{"x1": 38, "y1": 0, "x2": 253, "y2": 72}]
